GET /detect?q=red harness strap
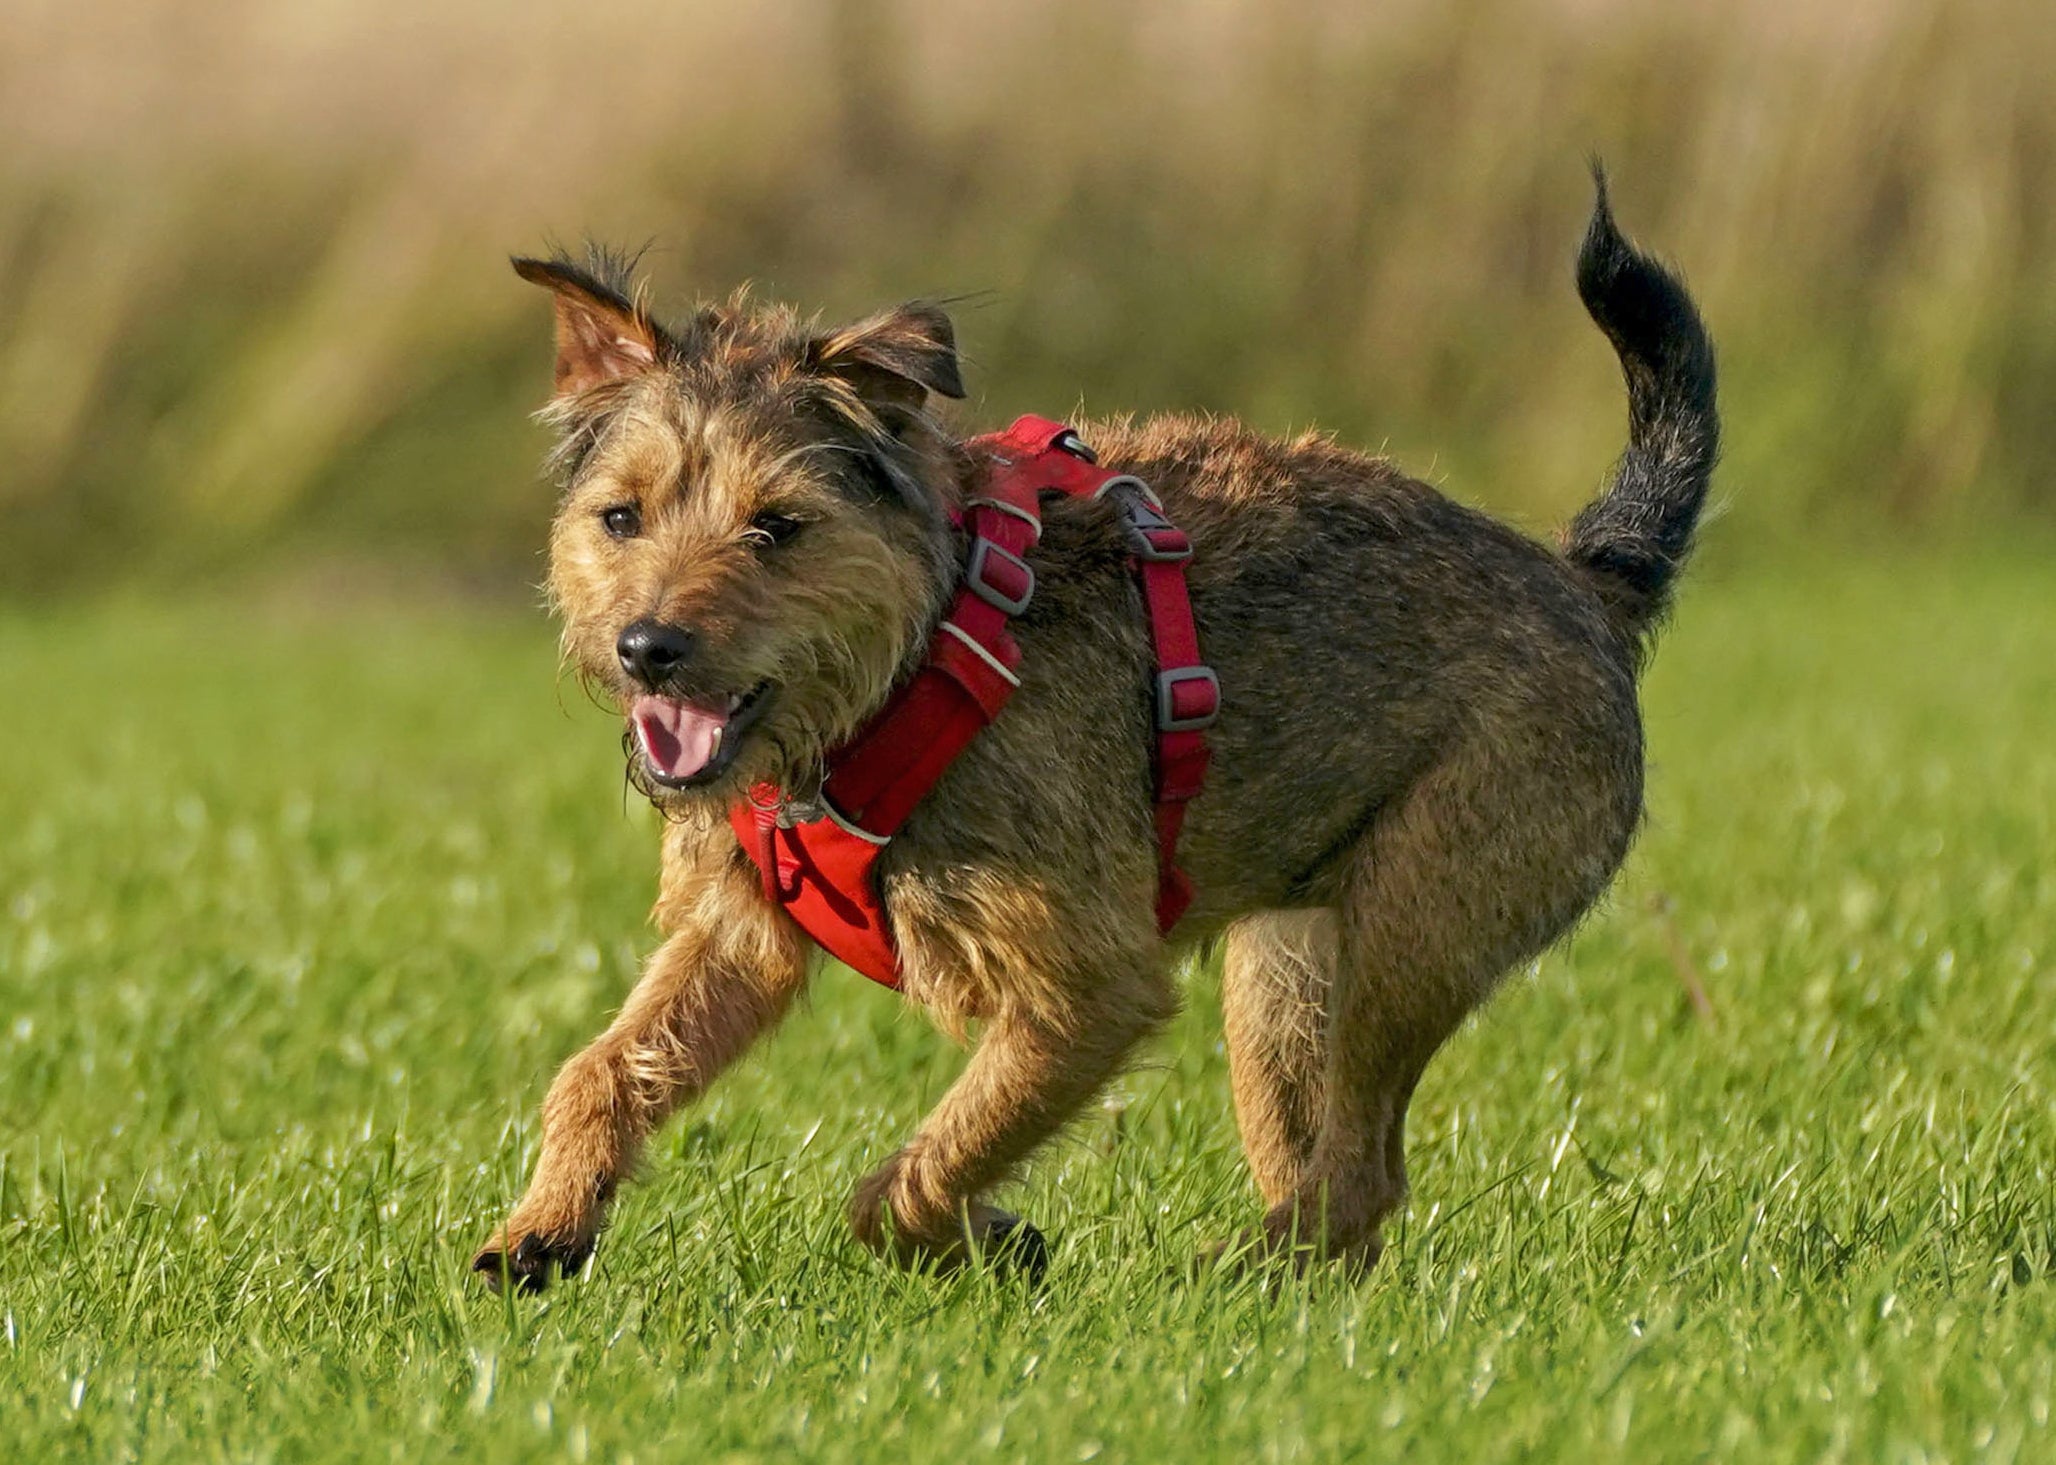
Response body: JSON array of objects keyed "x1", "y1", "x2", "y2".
[{"x1": 728, "y1": 416, "x2": 1218, "y2": 987}]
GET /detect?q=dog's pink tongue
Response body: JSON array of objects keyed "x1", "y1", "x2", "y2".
[{"x1": 632, "y1": 695, "x2": 729, "y2": 780}]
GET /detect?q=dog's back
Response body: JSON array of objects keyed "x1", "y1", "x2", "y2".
[{"x1": 994, "y1": 174, "x2": 1718, "y2": 937}]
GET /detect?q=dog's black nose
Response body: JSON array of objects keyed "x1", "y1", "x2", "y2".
[{"x1": 616, "y1": 618, "x2": 694, "y2": 689}]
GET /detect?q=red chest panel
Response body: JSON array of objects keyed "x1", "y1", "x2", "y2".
[{"x1": 728, "y1": 416, "x2": 1218, "y2": 988}]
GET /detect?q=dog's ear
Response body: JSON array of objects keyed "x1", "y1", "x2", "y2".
[
  {"x1": 512, "y1": 254, "x2": 666, "y2": 398},
  {"x1": 810, "y1": 302, "x2": 966, "y2": 420}
]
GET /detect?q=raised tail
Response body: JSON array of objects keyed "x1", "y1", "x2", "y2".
[{"x1": 1562, "y1": 167, "x2": 1720, "y2": 643}]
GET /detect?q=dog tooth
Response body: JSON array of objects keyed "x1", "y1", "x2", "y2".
[{"x1": 709, "y1": 726, "x2": 723, "y2": 758}]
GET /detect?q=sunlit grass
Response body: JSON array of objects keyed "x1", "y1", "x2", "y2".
[{"x1": 1, "y1": 554, "x2": 2052, "y2": 1460}]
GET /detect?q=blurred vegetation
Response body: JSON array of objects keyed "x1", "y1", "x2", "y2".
[{"x1": 2, "y1": 0, "x2": 2051, "y2": 597}]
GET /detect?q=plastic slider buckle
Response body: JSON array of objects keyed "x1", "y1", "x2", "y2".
[
  {"x1": 1156, "y1": 666, "x2": 1220, "y2": 733},
  {"x1": 1092, "y1": 473, "x2": 1164, "y2": 511},
  {"x1": 964, "y1": 537, "x2": 1035, "y2": 617},
  {"x1": 1127, "y1": 519, "x2": 1192, "y2": 563},
  {"x1": 1095, "y1": 476, "x2": 1189, "y2": 562}
]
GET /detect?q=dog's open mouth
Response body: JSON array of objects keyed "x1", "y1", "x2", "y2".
[{"x1": 631, "y1": 683, "x2": 771, "y2": 788}]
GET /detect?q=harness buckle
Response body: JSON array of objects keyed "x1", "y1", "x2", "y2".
[
  {"x1": 964, "y1": 537, "x2": 1036, "y2": 617},
  {"x1": 1156, "y1": 665, "x2": 1220, "y2": 733},
  {"x1": 1095, "y1": 475, "x2": 1190, "y2": 562},
  {"x1": 1126, "y1": 519, "x2": 1192, "y2": 563},
  {"x1": 1091, "y1": 473, "x2": 1164, "y2": 511}
]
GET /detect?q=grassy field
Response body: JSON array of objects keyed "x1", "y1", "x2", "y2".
[{"x1": 2, "y1": 553, "x2": 2053, "y2": 1462}]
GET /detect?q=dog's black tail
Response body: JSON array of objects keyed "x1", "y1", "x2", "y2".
[{"x1": 1562, "y1": 167, "x2": 1720, "y2": 644}]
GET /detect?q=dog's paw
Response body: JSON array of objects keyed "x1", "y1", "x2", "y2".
[
  {"x1": 471, "y1": 1228, "x2": 594, "y2": 1294},
  {"x1": 976, "y1": 1213, "x2": 1052, "y2": 1286},
  {"x1": 849, "y1": 1170, "x2": 1050, "y2": 1283}
]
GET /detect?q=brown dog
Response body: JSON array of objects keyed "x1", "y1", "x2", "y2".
[{"x1": 473, "y1": 173, "x2": 1718, "y2": 1289}]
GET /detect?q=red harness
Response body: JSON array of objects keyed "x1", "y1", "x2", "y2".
[{"x1": 728, "y1": 416, "x2": 1218, "y2": 989}]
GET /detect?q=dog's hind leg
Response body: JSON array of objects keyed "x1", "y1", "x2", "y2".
[
  {"x1": 1221, "y1": 910, "x2": 1335, "y2": 1206},
  {"x1": 1264, "y1": 727, "x2": 1638, "y2": 1269}
]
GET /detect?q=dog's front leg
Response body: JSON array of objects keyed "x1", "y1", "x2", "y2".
[
  {"x1": 850, "y1": 964, "x2": 1177, "y2": 1279},
  {"x1": 474, "y1": 856, "x2": 808, "y2": 1291}
]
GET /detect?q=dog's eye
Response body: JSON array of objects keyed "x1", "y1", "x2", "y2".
[
  {"x1": 746, "y1": 512, "x2": 803, "y2": 548},
  {"x1": 600, "y1": 504, "x2": 642, "y2": 539}
]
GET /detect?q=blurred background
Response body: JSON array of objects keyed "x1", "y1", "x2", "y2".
[{"x1": 1, "y1": 0, "x2": 2051, "y2": 599}]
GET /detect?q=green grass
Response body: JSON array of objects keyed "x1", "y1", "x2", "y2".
[{"x1": 3, "y1": 554, "x2": 2053, "y2": 1462}]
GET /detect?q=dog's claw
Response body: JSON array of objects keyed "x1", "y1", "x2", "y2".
[
  {"x1": 981, "y1": 1215, "x2": 1051, "y2": 1286},
  {"x1": 473, "y1": 1231, "x2": 592, "y2": 1294}
]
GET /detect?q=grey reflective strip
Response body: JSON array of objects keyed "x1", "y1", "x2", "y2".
[
  {"x1": 966, "y1": 496, "x2": 1043, "y2": 532},
  {"x1": 937, "y1": 621, "x2": 1022, "y2": 686},
  {"x1": 821, "y1": 795, "x2": 892, "y2": 846}
]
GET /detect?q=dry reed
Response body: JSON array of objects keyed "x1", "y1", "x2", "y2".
[{"x1": 1, "y1": 0, "x2": 2048, "y2": 591}]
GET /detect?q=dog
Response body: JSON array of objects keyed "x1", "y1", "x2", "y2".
[{"x1": 472, "y1": 171, "x2": 1718, "y2": 1290}]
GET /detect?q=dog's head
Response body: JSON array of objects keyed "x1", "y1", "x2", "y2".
[{"x1": 517, "y1": 250, "x2": 966, "y2": 806}]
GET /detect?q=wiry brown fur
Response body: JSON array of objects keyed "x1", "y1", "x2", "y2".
[{"x1": 475, "y1": 178, "x2": 1719, "y2": 1290}]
